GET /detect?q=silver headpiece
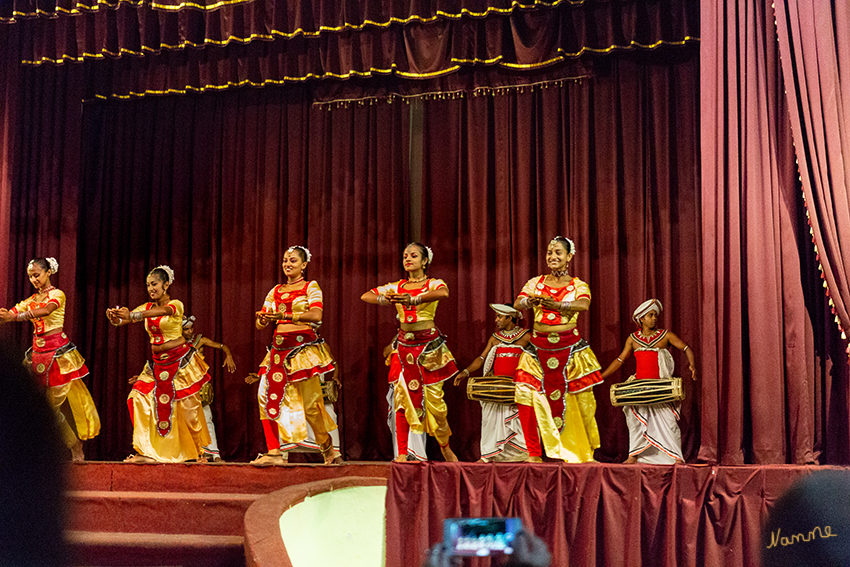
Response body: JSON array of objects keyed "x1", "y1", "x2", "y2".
[
  {"x1": 287, "y1": 245, "x2": 312, "y2": 263},
  {"x1": 425, "y1": 245, "x2": 434, "y2": 263},
  {"x1": 150, "y1": 264, "x2": 175, "y2": 284},
  {"x1": 182, "y1": 315, "x2": 196, "y2": 328}
]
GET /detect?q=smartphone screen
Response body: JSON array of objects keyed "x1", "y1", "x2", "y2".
[{"x1": 443, "y1": 517, "x2": 523, "y2": 557}]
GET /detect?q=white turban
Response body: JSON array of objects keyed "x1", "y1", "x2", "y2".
[
  {"x1": 633, "y1": 299, "x2": 663, "y2": 326},
  {"x1": 490, "y1": 303, "x2": 522, "y2": 319}
]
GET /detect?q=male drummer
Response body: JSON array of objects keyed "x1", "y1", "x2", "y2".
[
  {"x1": 455, "y1": 304, "x2": 530, "y2": 462},
  {"x1": 600, "y1": 299, "x2": 696, "y2": 464}
]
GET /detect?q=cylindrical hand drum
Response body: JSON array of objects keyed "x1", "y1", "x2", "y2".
[
  {"x1": 610, "y1": 377, "x2": 684, "y2": 407},
  {"x1": 467, "y1": 376, "x2": 515, "y2": 405}
]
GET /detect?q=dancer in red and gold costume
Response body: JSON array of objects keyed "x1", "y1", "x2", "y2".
[
  {"x1": 455, "y1": 304, "x2": 530, "y2": 462},
  {"x1": 106, "y1": 265, "x2": 211, "y2": 463},
  {"x1": 0, "y1": 257, "x2": 100, "y2": 460},
  {"x1": 600, "y1": 299, "x2": 696, "y2": 463},
  {"x1": 361, "y1": 243, "x2": 459, "y2": 462},
  {"x1": 249, "y1": 246, "x2": 341, "y2": 466},
  {"x1": 513, "y1": 237, "x2": 603, "y2": 463}
]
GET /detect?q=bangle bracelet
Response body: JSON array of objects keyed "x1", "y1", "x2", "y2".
[
  {"x1": 517, "y1": 297, "x2": 530, "y2": 310},
  {"x1": 559, "y1": 301, "x2": 572, "y2": 314},
  {"x1": 377, "y1": 295, "x2": 389, "y2": 306},
  {"x1": 292, "y1": 313, "x2": 300, "y2": 323},
  {"x1": 130, "y1": 311, "x2": 142, "y2": 323},
  {"x1": 683, "y1": 345, "x2": 689, "y2": 352},
  {"x1": 616, "y1": 357, "x2": 624, "y2": 363}
]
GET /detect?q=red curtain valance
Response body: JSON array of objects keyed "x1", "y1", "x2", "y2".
[
  {"x1": 27, "y1": 1, "x2": 696, "y2": 101},
  {"x1": 4, "y1": 0, "x2": 594, "y2": 23},
  {"x1": 11, "y1": 0, "x2": 698, "y2": 72}
]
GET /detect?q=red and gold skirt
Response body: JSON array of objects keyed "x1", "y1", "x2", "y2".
[
  {"x1": 256, "y1": 329, "x2": 335, "y2": 421},
  {"x1": 26, "y1": 332, "x2": 89, "y2": 388},
  {"x1": 130, "y1": 343, "x2": 211, "y2": 437},
  {"x1": 396, "y1": 328, "x2": 458, "y2": 387}
]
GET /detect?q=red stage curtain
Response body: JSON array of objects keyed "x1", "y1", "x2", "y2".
[
  {"x1": 417, "y1": 49, "x2": 703, "y2": 463},
  {"x1": 385, "y1": 461, "x2": 840, "y2": 567},
  {"x1": 700, "y1": 0, "x2": 850, "y2": 464},
  {"x1": 3, "y1": 1, "x2": 698, "y2": 102},
  {"x1": 3, "y1": 63, "x2": 85, "y2": 348},
  {"x1": 2, "y1": 87, "x2": 409, "y2": 461},
  {"x1": 774, "y1": 2, "x2": 850, "y2": 353},
  {"x1": 0, "y1": 25, "x2": 19, "y2": 310}
]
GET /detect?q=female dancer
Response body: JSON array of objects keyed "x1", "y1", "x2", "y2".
[
  {"x1": 361, "y1": 243, "x2": 459, "y2": 462},
  {"x1": 106, "y1": 266, "x2": 211, "y2": 463},
  {"x1": 0, "y1": 257, "x2": 100, "y2": 460},
  {"x1": 513, "y1": 237, "x2": 603, "y2": 462},
  {"x1": 250, "y1": 246, "x2": 341, "y2": 466}
]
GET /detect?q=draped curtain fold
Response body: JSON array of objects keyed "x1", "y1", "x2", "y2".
[
  {"x1": 774, "y1": 1, "x2": 850, "y2": 353},
  {"x1": 700, "y1": 0, "x2": 850, "y2": 464},
  {"x1": 418, "y1": 49, "x2": 702, "y2": 462},
  {"x1": 4, "y1": 0, "x2": 698, "y2": 102}
]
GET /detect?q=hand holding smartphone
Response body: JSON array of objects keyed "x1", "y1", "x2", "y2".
[{"x1": 443, "y1": 517, "x2": 523, "y2": 557}]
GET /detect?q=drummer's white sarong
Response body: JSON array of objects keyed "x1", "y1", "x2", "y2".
[
  {"x1": 479, "y1": 402, "x2": 528, "y2": 462},
  {"x1": 625, "y1": 403, "x2": 683, "y2": 463}
]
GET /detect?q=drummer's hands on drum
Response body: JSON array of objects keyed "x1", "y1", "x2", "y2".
[{"x1": 538, "y1": 297, "x2": 561, "y2": 311}]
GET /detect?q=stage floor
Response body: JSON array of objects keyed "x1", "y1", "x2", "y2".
[{"x1": 65, "y1": 460, "x2": 390, "y2": 567}]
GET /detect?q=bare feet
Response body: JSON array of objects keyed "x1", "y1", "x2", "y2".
[
  {"x1": 440, "y1": 445, "x2": 459, "y2": 462},
  {"x1": 70, "y1": 439, "x2": 85, "y2": 462},
  {"x1": 321, "y1": 444, "x2": 343, "y2": 465},
  {"x1": 528, "y1": 456, "x2": 543, "y2": 463},
  {"x1": 623, "y1": 456, "x2": 638, "y2": 464},
  {"x1": 123, "y1": 454, "x2": 156, "y2": 464},
  {"x1": 393, "y1": 455, "x2": 411, "y2": 463},
  {"x1": 250, "y1": 452, "x2": 288, "y2": 466},
  {"x1": 325, "y1": 453, "x2": 344, "y2": 465}
]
